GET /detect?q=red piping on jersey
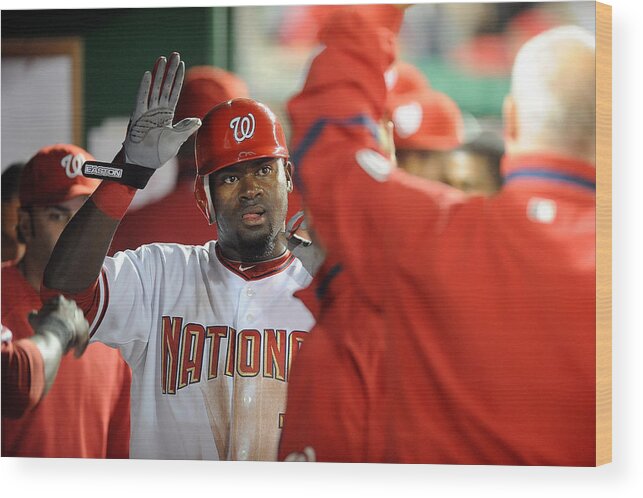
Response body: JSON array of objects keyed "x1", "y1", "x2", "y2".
[{"x1": 215, "y1": 244, "x2": 295, "y2": 281}]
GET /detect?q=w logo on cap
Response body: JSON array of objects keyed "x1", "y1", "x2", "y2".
[
  {"x1": 60, "y1": 153, "x2": 85, "y2": 179},
  {"x1": 230, "y1": 113, "x2": 256, "y2": 143}
]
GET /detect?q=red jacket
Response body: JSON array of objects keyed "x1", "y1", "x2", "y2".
[
  {"x1": 279, "y1": 6, "x2": 596, "y2": 465},
  {"x1": 1, "y1": 263, "x2": 131, "y2": 458}
]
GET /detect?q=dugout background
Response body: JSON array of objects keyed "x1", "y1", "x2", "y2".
[{"x1": 1, "y1": 2, "x2": 596, "y2": 174}]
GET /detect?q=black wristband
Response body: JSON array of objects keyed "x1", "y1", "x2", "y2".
[{"x1": 82, "y1": 161, "x2": 156, "y2": 189}]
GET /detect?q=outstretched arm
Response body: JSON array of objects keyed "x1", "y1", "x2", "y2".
[
  {"x1": 43, "y1": 52, "x2": 200, "y2": 294},
  {"x1": 43, "y1": 185, "x2": 124, "y2": 294}
]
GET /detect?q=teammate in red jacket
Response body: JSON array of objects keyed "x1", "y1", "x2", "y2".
[
  {"x1": 279, "y1": 6, "x2": 597, "y2": 465},
  {"x1": 2, "y1": 144, "x2": 131, "y2": 458}
]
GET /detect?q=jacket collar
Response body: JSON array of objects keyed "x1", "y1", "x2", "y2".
[{"x1": 501, "y1": 153, "x2": 596, "y2": 191}]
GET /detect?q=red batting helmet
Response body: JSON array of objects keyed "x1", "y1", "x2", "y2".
[{"x1": 194, "y1": 98, "x2": 289, "y2": 224}]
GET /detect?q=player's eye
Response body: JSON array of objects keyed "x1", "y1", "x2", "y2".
[
  {"x1": 47, "y1": 211, "x2": 69, "y2": 222},
  {"x1": 257, "y1": 166, "x2": 272, "y2": 176},
  {"x1": 223, "y1": 175, "x2": 238, "y2": 184}
]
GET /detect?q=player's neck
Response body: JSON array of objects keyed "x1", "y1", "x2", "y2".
[{"x1": 217, "y1": 236, "x2": 288, "y2": 263}]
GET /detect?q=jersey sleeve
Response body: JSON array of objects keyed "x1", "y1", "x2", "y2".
[
  {"x1": 42, "y1": 244, "x2": 173, "y2": 367},
  {"x1": 287, "y1": 6, "x2": 467, "y2": 302},
  {"x1": 1, "y1": 333, "x2": 46, "y2": 419},
  {"x1": 87, "y1": 245, "x2": 174, "y2": 366}
]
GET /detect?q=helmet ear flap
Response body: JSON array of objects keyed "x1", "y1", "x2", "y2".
[{"x1": 194, "y1": 175, "x2": 216, "y2": 225}]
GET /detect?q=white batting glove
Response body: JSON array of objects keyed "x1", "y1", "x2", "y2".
[
  {"x1": 28, "y1": 295, "x2": 90, "y2": 358},
  {"x1": 123, "y1": 52, "x2": 201, "y2": 169}
]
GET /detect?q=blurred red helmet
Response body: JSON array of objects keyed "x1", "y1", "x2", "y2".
[
  {"x1": 194, "y1": 98, "x2": 289, "y2": 224},
  {"x1": 386, "y1": 61, "x2": 431, "y2": 96}
]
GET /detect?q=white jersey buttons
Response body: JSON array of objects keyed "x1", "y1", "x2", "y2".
[
  {"x1": 246, "y1": 286, "x2": 255, "y2": 297},
  {"x1": 246, "y1": 313, "x2": 254, "y2": 322}
]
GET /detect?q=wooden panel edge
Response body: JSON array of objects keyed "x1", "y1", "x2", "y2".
[
  {"x1": 595, "y1": 0, "x2": 612, "y2": 467},
  {"x1": 2, "y1": 37, "x2": 85, "y2": 148}
]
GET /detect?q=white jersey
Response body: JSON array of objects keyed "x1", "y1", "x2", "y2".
[{"x1": 88, "y1": 241, "x2": 315, "y2": 460}]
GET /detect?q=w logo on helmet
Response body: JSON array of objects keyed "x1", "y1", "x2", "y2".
[
  {"x1": 60, "y1": 153, "x2": 85, "y2": 179},
  {"x1": 230, "y1": 113, "x2": 256, "y2": 143}
]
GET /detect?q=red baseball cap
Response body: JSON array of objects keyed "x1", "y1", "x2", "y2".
[
  {"x1": 174, "y1": 66, "x2": 249, "y2": 123},
  {"x1": 389, "y1": 89, "x2": 464, "y2": 151},
  {"x1": 386, "y1": 61, "x2": 431, "y2": 95},
  {"x1": 19, "y1": 144, "x2": 100, "y2": 207}
]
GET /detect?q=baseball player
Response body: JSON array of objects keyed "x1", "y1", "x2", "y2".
[
  {"x1": 108, "y1": 65, "x2": 250, "y2": 253},
  {"x1": 2, "y1": 144, "x2": 130, "y2": 458},
  {"x1": 2, "y1": 163, "x2": 26, "y2": 262},
  {"x1": 43, "y1": 53, "x2": 315, "y2": 460},
  {"x1": 388, "y1": 88, "x2": 465, "y2": 183},
  {"x1": 279, "y1": 6, "x2": 596, "y2": 465}
]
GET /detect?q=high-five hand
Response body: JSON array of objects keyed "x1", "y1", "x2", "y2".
[{"x1": 123, "y1": 52, "x2": 201, "y2": 169}]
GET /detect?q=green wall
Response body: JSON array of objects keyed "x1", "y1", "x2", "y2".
[{"x1": 2, "y1": 7, "x2": 230, "y2": 146}]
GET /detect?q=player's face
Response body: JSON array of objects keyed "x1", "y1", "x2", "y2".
[
  {"x1": 210, "y1": 157, "x2": 292, "y2": 261},
  {"x1": 444, "y1": 151, "x2": 500, "y2": 196},
  {"x1": 398, "y1": 150, "x2": 450, "y2": 183},
  {"x1": 2, "y1": 194, "x2": 24, "y2": 262},
  {"x1": 19, "y1": 196, "x2": 88, "y2": 266}
]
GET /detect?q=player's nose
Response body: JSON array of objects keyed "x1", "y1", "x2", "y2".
[{"x1": 239, "y1": 175, "x2": 263, "y2": 202}]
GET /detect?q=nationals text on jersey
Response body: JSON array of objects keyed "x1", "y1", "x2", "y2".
[{"x1": 161, "y1": 316, "x2": 307, "y2": 394}]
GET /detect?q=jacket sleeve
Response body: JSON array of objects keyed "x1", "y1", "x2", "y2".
[
  {"x1": 1, "y1": 332, "x2": 46, "y2": 419},
  {"x1": 287, "y1": 6, "x2": 466, "y2": 301}
]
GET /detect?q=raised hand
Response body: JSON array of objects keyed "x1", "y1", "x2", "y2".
[{"x1": 123, "y1": 52, "x2": 201, "y2": 169}]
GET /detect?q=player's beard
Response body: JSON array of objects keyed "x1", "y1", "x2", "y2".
[
  {"x1": 237, "y1": 220, "x2": 278, "y2": 261},
  {"x1": 218, "y1": 216, "x2": 282, "y2": 262}
]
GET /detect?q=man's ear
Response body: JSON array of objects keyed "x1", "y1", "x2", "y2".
[
  {"x1": 285, "y1": 160, "x2": 294, "y2": 193},
  {"x1": 17, "y1": 208, "x2": 32, "y2": 244},
  {"x1": 503, "y1": 95, "x2": 518, "y2": 147}
]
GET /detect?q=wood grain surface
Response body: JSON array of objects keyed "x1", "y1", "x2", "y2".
[{"x1": 596, "y1": 1, "x2": 612, "y2": 467}]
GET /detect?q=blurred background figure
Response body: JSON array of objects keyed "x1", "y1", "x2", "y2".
[
  {"x1": 386, "y1": 60, "x2": 501, "y2": 196},
  {"x1": 2, "y1": 162, "x2": 26, "y2": 262},
  {"x1": 109, "y1": 66, "x2": 249, "y2": 253},
  {"x1": 389, "y1": 87, "x2": 465, "y2": 183},
  {"x1": 386, "y1": 60, "x2": 432, "y2": 95},
  {"x1": 2, "y1": 295, "x2": 89, "y2": 419},
  {"x1": 2, "y1": 143, "x2": 130, "y2": 458},
  {"x1": 445, "y1": 130, "x2": 504, "y2": 196},
  {"x1": 505, "y1": 26, "x2": 595, "y2": 164}
]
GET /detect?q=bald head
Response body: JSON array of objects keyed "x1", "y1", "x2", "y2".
[{"x1": 505, "y1": 26, "x2": 596, "y2": 164}]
